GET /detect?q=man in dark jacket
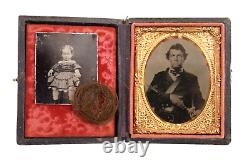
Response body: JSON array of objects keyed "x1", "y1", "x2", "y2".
[{"x1": 146, "y1": 43, "x2": 205, "y2": 124}]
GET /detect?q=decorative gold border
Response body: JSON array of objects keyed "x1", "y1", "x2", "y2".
[{"x1": 130, "y1": 23, "x2": 225, "y2": 137}]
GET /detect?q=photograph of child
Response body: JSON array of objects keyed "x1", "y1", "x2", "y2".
[
  {"x1": 35, "y1": 32, "x2": 98, "y2": 104},
  {"x1": 47, "y1": 45, "x2": 81, "y2": 102}
]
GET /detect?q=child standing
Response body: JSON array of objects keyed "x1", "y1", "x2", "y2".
[{"x1": 48, "y1": 45, "x2": 81, "y2": 103}]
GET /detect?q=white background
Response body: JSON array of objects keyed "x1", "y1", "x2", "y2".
[{"x1": 0, "y1": 0, "x2": 248, "y2": 166}]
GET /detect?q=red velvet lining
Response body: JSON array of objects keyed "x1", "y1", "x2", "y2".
[{"x1": 25, "y1": 24, "x2": 116, "y2": 137}]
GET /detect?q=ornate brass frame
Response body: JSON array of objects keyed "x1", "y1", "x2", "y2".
[{"x1": 130, "y1": 23, "x2": 225, "y2": 138}]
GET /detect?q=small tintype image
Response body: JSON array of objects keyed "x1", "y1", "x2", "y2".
[
  {"x1": 35, "y1": 32, "x2": 98, "y2": 104},
  {"x1": 145, "y1": 38, "x2": 210, "y2": 124}
]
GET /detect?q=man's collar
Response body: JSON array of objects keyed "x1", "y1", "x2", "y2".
[{"x1": 167, "y1": 67, "x2": 184, "y2": 73}]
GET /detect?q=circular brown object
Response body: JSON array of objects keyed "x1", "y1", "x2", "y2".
[{"x1": 72, "y1": 82, "x2": 118, "y2": 124}]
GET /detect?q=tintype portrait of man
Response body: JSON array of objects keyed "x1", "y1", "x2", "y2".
[{"x1": 146, "y1": 43, "x2": 205, "y2": 124}]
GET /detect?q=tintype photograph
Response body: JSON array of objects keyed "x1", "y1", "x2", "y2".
[
  {"x1": 145, "y1": 38, "x2": 210, "y2": 124},
  {"x1": 131, "y1": 23, "x2": 226, "y2": 139},
  {"x1": 35, "y1": 32, "x2": 98, "y2": 104}
]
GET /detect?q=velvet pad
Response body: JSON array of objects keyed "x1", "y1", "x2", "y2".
[{"x1": 25, "y1": 24, "x2": 116, "y2": 137}]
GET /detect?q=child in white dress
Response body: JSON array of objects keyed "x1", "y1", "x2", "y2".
[{"x1": 48, "y1": 45, "x2": 81, "y2": 102}]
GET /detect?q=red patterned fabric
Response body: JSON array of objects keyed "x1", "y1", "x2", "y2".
[{"x1": 25, "y1": 24, "x2": 116, "y2": 137}]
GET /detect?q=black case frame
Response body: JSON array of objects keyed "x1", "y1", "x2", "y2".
[{"x1": 17, "y1": 16, "x2": 231, "y2": 145}]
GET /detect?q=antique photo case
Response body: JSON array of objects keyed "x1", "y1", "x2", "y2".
[
  {"x1": 17, "y1": 16, "x2": 231, "y2": 145},
  {"x1": 129, "y1": 19, "x2": 231, "y2": 144},
  {"x1": 17, "y1": 16, "x2": 120, "y2": 145}
]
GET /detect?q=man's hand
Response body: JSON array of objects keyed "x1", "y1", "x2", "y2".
[
  {"x1": 188, "y1": 107, "x2": 201, "y2": 118},
  {"x1": 187, "y1": 107, "x2": 195, "y2": 116},
  {"x1": 170, "y1": 94, "x2": 185, "y2": 109}
]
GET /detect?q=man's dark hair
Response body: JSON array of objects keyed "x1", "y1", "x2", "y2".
[{"x1": 166, "y1": 43, "x2": 188, "y2": 60}]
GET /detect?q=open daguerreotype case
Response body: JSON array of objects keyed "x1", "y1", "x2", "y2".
[{"x1": 17, "y1": 16, "x2": 231, "y2": 145}]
